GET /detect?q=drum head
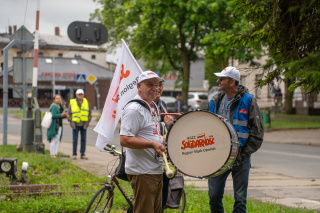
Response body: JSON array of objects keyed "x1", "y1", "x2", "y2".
[{"x1": 167, "y1": 111, "x2": 231, "y2": 178}]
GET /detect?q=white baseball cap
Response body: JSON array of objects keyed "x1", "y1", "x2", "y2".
[
  {"x1": 76, "y1": 89, "x2": 84, "y2": 95},
  {"x1": 214, "y1": 67, "x2": 240, "y2": 82},
  {"x1": 138, "y1": 71, "x2": 161, "y2": 83}
]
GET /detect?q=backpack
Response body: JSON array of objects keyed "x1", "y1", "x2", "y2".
[{"x1": 165, "y1": 174, "x2": 185, "y2": 209}]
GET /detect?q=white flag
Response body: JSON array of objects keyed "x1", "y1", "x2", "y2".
[{"x1": 94, "y1": 39, "x2": 143, "y2": 151}]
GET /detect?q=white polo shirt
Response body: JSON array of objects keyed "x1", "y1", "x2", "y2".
[{"x1": 120, "y1": 95, "x2": 163, "y2": 175}]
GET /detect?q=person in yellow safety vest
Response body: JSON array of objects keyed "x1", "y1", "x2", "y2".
[{"x1": 67, "y1": 89, "x2": 92, "y2": 160}]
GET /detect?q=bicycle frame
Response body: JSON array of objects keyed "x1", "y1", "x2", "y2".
[{"x1": 107, "y1": 173, "x2": 134, "y2": 210}]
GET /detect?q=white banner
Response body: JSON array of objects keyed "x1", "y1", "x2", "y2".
[{"x1": 94, "y1": 39, "x2": 143, "y2": 151}]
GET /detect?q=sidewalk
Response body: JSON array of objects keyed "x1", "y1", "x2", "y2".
[{"x1": 1, "y1": 115, "x2": 320, "y2": 211}]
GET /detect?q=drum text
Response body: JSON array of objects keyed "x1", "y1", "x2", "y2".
[{"x1": 181, "y1": 134, "x2": 215, "y2": 150}]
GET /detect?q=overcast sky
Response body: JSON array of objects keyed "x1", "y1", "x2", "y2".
[
  {"x1": 0, "y1": 0, "x2": 100, "y2": 36},
  {"x1": 0, "y1": 0, "x2": 122, "y2": 62}
]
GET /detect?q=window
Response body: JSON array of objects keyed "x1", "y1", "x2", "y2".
[
  {"x1": 45, "y1": 58, "x2": 53, "y2": 63},
  {"x1": 39, "y1": 52, "x2": 44, "y2": 56},
  {"x1": 58, "y1": 53, "x2": 63, "y2": 57},
  {"x1": 91, "y1": 54, "x2": 96, "y2": 59},
  {"x1": 255, "y1": 74, "x2": 262, "y2": 99},
  {"x1": 240, "y1": 75, "x2": 246, "y2": 86},
  {"x1": 17, "y1": 51, "x2": 22, "y2": 57},
  {"x1": 1, "y1": 62, "x2": 3, "y2": 72},
  {"x1": 199, "y1": 95, "x2": 208, "y2": 100},
  {"x1": 267, "y1": 84, "x2": 273, "y2": 98},
  {"x1": 71, "y1": 59, "x2": 78, "y2": 64},
  {"x1": 1, "y1": 50, "x2": 3, "y2": 55}
]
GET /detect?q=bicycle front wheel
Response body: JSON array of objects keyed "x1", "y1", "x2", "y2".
[
  {"x1": 85, "y1": 185, "x2": 114, "y2": 213},
  {"x1": 178, "y1": 189, "x2": 186, "y2": 213}
]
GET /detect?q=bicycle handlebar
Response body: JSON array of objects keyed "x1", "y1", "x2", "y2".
[{"x1": 103, "y1": 144, "x2": 122, "y2": 156}]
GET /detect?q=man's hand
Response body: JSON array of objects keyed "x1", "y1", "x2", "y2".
[
  {"x1": 164, "y1": 115, "x2": 174, "y2": 127},
  {"x1": 153, "y1": 142, "x2": 166, "y2": 156}
]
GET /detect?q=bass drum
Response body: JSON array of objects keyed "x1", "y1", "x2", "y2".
[{"x1": 166, "y1": 110, "x2": 239, "y2": 178}]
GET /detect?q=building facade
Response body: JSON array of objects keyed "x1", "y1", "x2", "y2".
[
  {"x1": 233, "y1": 54, "x2": 320, "y2": 115},
  {"x1": 1, "y1": 26, "x2": 113, "y2": 110}
]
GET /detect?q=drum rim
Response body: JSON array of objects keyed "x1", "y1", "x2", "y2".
[{"x1": 166, "y1": 109, "x2": 239, "y2": 179}]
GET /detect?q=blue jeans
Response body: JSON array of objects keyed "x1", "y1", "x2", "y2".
[
  {"x1": 72, "y1": 126, "x2": 87, "y2": 156},
  {"x1": 208, "y1": 155, "x2": 251, "y2": 213}
]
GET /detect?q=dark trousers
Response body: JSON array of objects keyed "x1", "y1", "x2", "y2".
[
  {"x1": 72, "y1": 126, "x2": 87, "y2": 156},
  {"x1": 162, "y1": 174, "x2": 170, "y2": 210},
  {"x1": 208, "y1": 156, "x2": 251, "y2": 213}
]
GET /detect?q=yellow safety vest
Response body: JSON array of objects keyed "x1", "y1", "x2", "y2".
[{"x1": 70, "y1": 98, "x2": 89, "y2": 123}]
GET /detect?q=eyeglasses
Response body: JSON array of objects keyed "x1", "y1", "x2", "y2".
[{"x1": 218, "y1": 77, "x2": 232, "y2": 81}]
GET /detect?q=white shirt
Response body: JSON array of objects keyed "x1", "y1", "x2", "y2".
[{"x1": 120, "y1": 95, "x2": 163, "y2": 175}]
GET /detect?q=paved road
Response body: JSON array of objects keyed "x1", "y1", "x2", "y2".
[
  {"x1": 253, "y1": 142, "x2": 320, "y2": 179},
  {"x1": 1, "y1": 115, "x2": 320, "y2": 211}
]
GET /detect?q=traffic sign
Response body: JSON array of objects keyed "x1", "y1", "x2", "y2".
[
  {"x1": 67, "y1": 21, "x2": 108, "y2": 45},
  {"x1": 87, "y1": 74, "x2": 97, "y2": 85},
  {"x1": 76, "y1": 74, "x2": 86, "y2": 84}
]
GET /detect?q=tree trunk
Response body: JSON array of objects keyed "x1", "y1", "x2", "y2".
[
  {"x1": 284, "y1": 78, "x2": 294, "y2": 114},
  {"x1": 181, "y1": 50, "x2": 190, "y2": 106}
]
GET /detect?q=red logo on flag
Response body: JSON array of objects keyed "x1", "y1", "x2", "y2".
[{"x1": 112, "y1": 64, "x2": 130, "y2": 103}]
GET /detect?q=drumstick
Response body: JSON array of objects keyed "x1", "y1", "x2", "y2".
[
  {"x1": 159, "y1": 113, "x2": 182, "y2": 116},
  {"x1": 162, "y1": 152, "x2": 174, "y2": 178}
]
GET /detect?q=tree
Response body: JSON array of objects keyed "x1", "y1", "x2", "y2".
[
  {"x1": 227, "y1": 0, "x2": 320, "y2": 113},
  {"x1": 91, "y1": 0, "x2": 263, "y2": 103},
  {"x1": 202, "y1": 0, "x2": 263, "y2": 89},
  {"x1": 91, "y1": 0, "x2": 217, "y2": 103}
]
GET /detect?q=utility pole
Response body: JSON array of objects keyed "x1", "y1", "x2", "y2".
[
  {"x1": 52, "y1": 57, "x2": 55, "y2": 97},
  {"x1": 31, "y1": 0, "x2": 45, "y2": 153}
]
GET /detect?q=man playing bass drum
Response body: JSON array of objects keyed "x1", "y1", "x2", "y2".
[{"x1": 208, "y1": 67, "x2": 264, "y2": 213}]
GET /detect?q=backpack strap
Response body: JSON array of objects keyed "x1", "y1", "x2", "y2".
[
  {"x1": 124, "y1": 99, "x2": 160, "y2": 114},
  {"x1": 125, "y1": 99, "x2": 151, "y2": 112}
]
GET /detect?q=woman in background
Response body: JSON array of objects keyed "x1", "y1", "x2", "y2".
[{"x1": 47, "y1": 94, "x2": 69, "y2": 158}]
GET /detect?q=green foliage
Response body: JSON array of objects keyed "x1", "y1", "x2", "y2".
[
  {"x1": 92, "y1": 0, "x2": 259, "y2": 103},
  {"x1": 228, "y1": 0, "x2": 320, "y2": 94},
  {"x1": 0, "y1": 145, "x2": 105, "y2": 213},
  {"x1": 265, "y1": 114, "x2": 320, "y2": 129},
  {"x1": 0, "y1": 145, "x2": 317, "y2": 212}
]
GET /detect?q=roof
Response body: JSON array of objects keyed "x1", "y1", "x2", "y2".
[
  {"x1": 0, "y1": 32, "x2": 105, "y2": 51},
  {"x1": 37, "y1": 56, "x2": 113, "y2": 82}
]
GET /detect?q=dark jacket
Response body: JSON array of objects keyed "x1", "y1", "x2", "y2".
[
  {"x1": 47, "y1": 103, "x2": 66, "y2": 142},
  {"x1": 209, "y1": 85, "x2": 264, "y2": 156},
  {"x1": 175, "y1": 100, "x2": 186, "y2": 113}
]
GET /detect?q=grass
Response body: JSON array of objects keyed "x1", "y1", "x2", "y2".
[
  {"x1": 264, "y1": 113, "x2": 320, "y2": 130},
  {"x1": 0, "y1": 145, "x2": 318, "y2": 213}
]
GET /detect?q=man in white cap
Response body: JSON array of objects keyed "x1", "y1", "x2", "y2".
[
  {"x1": 207, "y1": 67, "x2": 264, "y2": 213},
  {"x1": 68, "y1": 89, "x2": 92, "y2": 160},
  {"x1": 120, "y1": 71, "x2": 166, "y2": 213}
]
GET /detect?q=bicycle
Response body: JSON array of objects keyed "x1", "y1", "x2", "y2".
[
  {"x1": 85, "y1": 144, "x2": 186, "y2": 213},
  {"x1": 85, "y1": 144, "x2": 133, "y2": 213}
]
